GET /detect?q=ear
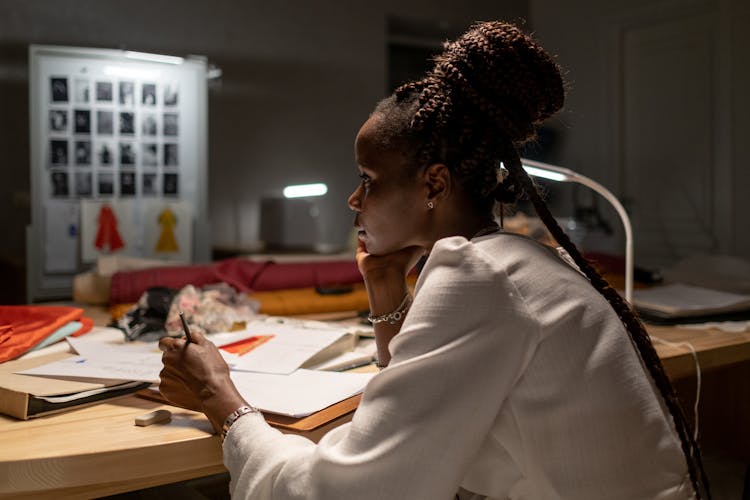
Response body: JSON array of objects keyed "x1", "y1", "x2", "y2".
[{"x1": 422, "y1": 163, "x2": 452, "y2": 202}]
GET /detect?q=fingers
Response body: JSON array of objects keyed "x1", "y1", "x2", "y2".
[
  {"x1": 159, "y1": 336, "x2": 185, "y2": 352},
  {"x1": 189, "y1": 329, "x2": 208, "y2": 345}
]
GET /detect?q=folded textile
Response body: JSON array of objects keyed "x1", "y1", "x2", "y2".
[
  {"x1": 29, "y1": 321, "x2": 82, "y2": 351},
  {"x1": 70, "y1": 316, "x2": 94, "y2": 337},
  {"x1": 0, "y1": 306, "x2": 83, "y2": 363},
  {"x1": 250, "y1": 284, "x2": 370, "y2": 316},
  {"x1": 109, "y1": 257, "x2": 362, "y2": 304}
]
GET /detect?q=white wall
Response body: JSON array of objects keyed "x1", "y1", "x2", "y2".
[
  {"x1": 530, "y1": 0, "x2": 750, "y2": 270},
  {"x1": 0, "y1": 0, "x2": 528, "y2": 266}
]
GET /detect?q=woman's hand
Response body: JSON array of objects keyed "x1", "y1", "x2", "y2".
[
  {"x1": 159, "y1": 331, "x2": 247, "y2": 433},
  {"x1": 356, "y1": 241, "x2": 424, "y2": 367},
  {"x1": 355, "y1": 240, "x2": 424, "y2": 283}
]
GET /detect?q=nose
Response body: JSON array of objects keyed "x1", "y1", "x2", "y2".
[{"x1": 347, "y1": 184, "x2": 362, "y2": 212}]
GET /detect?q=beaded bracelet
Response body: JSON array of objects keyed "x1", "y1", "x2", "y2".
[{"x1": 367, "y1": 294, "x2": 412, "y2": 325}]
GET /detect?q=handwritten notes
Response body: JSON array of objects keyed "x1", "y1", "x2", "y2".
[{"x1": 20, "y1": 338, "x2": 162, "y2": 382}]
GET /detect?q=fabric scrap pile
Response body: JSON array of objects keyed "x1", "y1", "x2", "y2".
[{"x1": 0, "y1": 305, "x2": 93, "y2": 363}]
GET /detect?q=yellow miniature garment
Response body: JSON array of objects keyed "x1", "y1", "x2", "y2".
[{"x1": 156, "y1": 208, "x2": 179, "y2": 253}]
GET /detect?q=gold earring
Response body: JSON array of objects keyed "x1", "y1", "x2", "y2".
[{"x1": 427, "y1": 200, "x2": 434, "y2": 209}]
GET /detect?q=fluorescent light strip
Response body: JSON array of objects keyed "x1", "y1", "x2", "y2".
[
  {"x1": 283, "y1": 183, "x2": 328, "y2": 198},
  {"x1": 124, "y1": 51, "x2": 184, "y2": 65},
  {"x1": 522, "y1": 165, "x2": 568, "y2": 182}
]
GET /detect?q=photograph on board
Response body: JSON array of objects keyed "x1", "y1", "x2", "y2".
[
  {"x1": 164, "y1": 143, "x2": 178, "y2": 167},
  {"x1": 142, "y1": 143, "x2": 158, "y2": 166},
  {"x1": 142, "y1": 83, "x2": 157, "y2": 106},
  {"x1": 142, "y1": 173, "x2": 158, "y2": 196},
  {"x1": 164, "y1": 82, "x2": 178, "y2": 106},
  {"x1": 97, "y1": 142, "x2": 114, "y2": 166},
  {"x1": 141, "y1": 113, "x2": 157, "y2": 136},
  {"x1": 120, "y1": 171, "x2": 136, "y2": 195},
  {"x1": 75, "y1": 78, "x2": 90, "y2": 103},
  {"x1": 49, "y1": 110, "x2": 68, "y2": 133},
  {"x1": 96, "y1": 81, "x2": 113, "y2": 102},
  {"x1": 50, "y1": 77, "x2": 68, "y2": 102},
  {"x1": 119, "y1": 81, "x2": 135, "y2": 106},
  {"x1": 98, "y1": 172, "x2": 114, "y2": 196},
  {"x1": 119, "y1": 111, "x2": 135, "y2": 135},
  {"x1": 75, "y1": 140, "x2": 92, "y2": 166},
  {"x1": 97, "y1": 110, "x2": 113, "y2": 135},
  {"x1": 74, "y1": 109, "x2": 91, "y2": 134},
  {"x1": 119, "y1": 142, "x2": 136, "y2": 165},
  {"x1": 163, "y1": 112, "x2": 178, "y2": 136},
  {"x1": 75, "y1": 171, "x2": 93, "y2": 196},
  {"x1": 50, "y1": 139, "x2": 68, "y2": 166},
  {"x1": 163, "y1": 172, "x2": 179, "y2": 196},
  {"x1": 50, "y1": 171, "x2": 69, "y2": 197}
]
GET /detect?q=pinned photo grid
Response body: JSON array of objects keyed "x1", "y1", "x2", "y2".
[{"x1": 40, "y1": 65, "x2": 189, "y2": 271}]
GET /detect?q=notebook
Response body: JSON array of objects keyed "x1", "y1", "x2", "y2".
[{"x1": 632, "y1": 283, "x2": 750, "y2": 322}]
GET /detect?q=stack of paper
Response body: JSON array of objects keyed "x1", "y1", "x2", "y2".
[{"x1": 11, "y1": 318, "x2": 376, "y2": 419}]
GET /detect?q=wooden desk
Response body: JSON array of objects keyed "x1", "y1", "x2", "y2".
[
  {"x1": 0, "y1": 393, "x2": 358, "y2": 499},
  {"x1": 651, "y1": 324, "x2": 750, "y2": 379},
  {"x1": 650, "y1": 324, "x2": 750, "y2": 462},
  {"x1": 1, "y1": 323, "x2": 748, "y2": 498}
]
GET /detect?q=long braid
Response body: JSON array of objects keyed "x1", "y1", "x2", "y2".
[
  {"x1": 503, "y1": 150, "x2": 710, "y2": 499},
  {"x1": 373, "y1": 19, "x2": 712, "y2": 497}
]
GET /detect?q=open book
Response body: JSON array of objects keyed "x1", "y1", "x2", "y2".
[{"x1": 632, "y1": 283, "x2": 750, "y2": 322}]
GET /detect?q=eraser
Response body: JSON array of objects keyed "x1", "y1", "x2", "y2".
[{"x1": 135, "y1": 409, "x2": 172, "y2": 427}]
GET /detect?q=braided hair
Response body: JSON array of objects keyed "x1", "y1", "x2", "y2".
[{"x1": 372, "y1": 20, "x2": 710, "y2": 498}]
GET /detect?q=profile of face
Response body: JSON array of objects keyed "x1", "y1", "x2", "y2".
[{"x1": 348, "y1": 116, "x2": 427, "y2": 256}]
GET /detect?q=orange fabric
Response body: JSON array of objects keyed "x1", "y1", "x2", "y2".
[
  {"x1": 109, "y1": 303, "x2": 135, "y2": 321},
  {"x1": 250, "y1": 284, "x2": 371, "y2": 316},
  {"x1": 70, "y1": 316, "x2": 95, "y2": 337},
  {"x1": 0, "y1": 306, "x2": 84, "y2": 363}
]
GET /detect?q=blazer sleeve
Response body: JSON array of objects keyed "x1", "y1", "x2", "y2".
[{"x1": 223, "y1": 236, "x2": 542, "y2": 500}]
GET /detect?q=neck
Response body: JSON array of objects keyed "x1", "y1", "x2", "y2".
[{"x1": 423, "y1": 212, "x2": 498, "y2": 252}]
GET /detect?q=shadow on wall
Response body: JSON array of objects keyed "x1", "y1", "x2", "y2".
[
  {"x1": 0, "y1": 42, "x2": 32, "y2": 278},
  {"x1": 0, "y1": 258, "x2": 26, "y2": 304}
]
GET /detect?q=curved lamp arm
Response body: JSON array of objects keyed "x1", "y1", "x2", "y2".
[{"x1": 520, "y1": 158, "x2": 633, "y2": 303}]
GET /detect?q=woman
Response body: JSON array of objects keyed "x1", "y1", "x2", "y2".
[{"x1": 159, "y1": 21, "x2": 709, "y2": 499}]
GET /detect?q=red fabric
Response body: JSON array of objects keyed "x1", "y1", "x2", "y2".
[
  {"x1": 70, "y1": 316, "x2": 95, "y2": 337},
  {"x1": 0, "y1": 306, "x2": 84, "y2": 363},
  {"x1": 109, "y1": 257, "x2": 363, "y2": 304}
]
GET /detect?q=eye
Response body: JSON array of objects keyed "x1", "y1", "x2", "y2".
[{"x1": 359, "y1": 173, "x2": 371, "y2": 188}]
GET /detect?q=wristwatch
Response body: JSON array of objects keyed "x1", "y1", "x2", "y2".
[{"x1": 221, "y1": 404, "x2": 258, "y2": 442}]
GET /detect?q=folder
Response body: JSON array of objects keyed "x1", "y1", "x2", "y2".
[{"x1": 0, "y1": 351, "x2": 150, "y2": 420}]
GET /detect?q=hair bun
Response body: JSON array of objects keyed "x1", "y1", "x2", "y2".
[{"x1": 428, "y1": 21, "x2": 564, "y2": 144}]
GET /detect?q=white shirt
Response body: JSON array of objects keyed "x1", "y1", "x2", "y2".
[{"x1": 224, "y1": 232, "x2": 694, "y2": 499}]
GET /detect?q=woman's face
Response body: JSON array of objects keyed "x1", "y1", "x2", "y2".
[{"x1": 348, "y1": 116, "x2": 428, "y2": 255}]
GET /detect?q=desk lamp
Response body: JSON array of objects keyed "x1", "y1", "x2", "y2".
[{"x1": 520, "y1": 158, "x2": 633, "y2": 303}]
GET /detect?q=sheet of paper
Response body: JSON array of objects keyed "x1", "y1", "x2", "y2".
[
  {"x1": 231, "y1": 369, "x2": 375, "y2": 417},
  {"x1": 18, "y1": 337, "x2": 163, "y2": 382},
  {"x1": 214, "y1": 320, "x2": 350, "y2": 374}
]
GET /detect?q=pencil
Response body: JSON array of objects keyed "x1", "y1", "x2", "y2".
[{"x1": 179, "y1": 311, "x2": 193, "y2": 343}]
